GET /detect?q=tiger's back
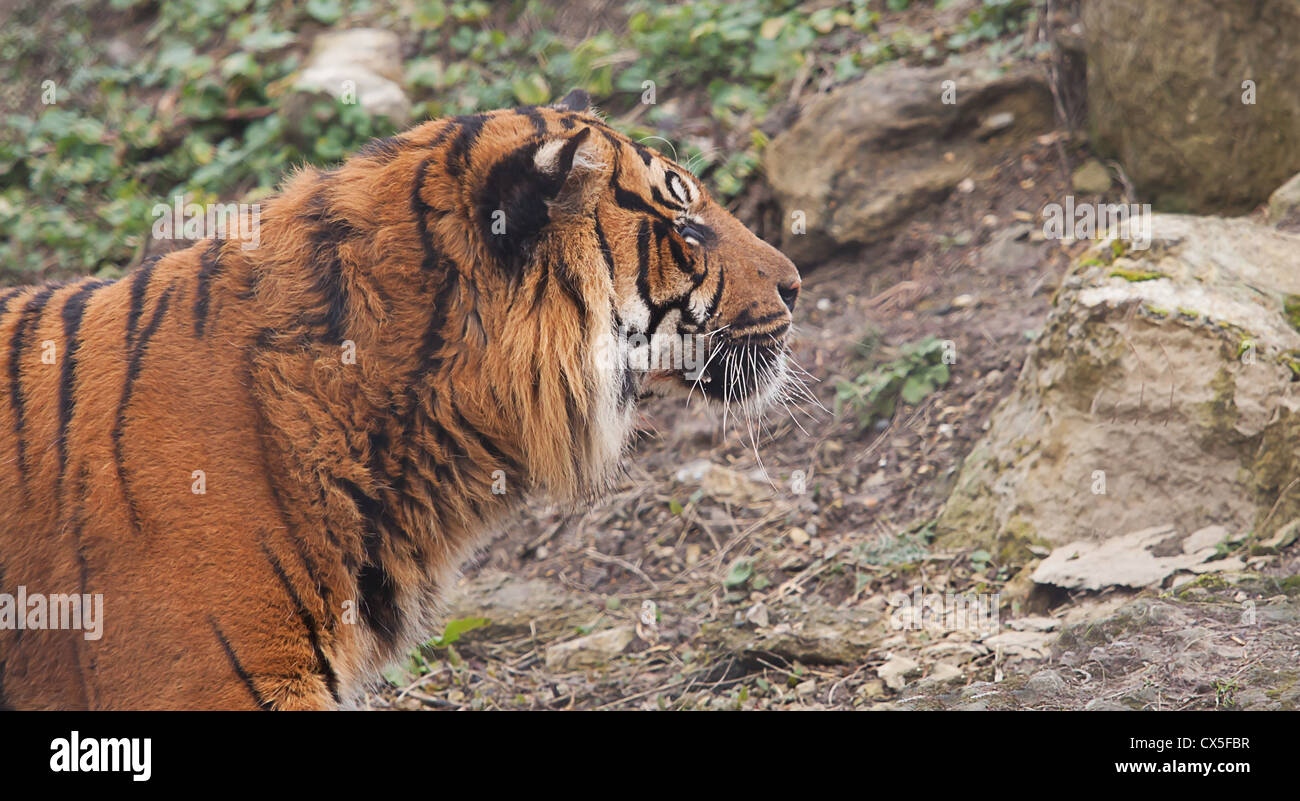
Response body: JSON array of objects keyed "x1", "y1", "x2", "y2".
[{"x1": 0, "y1": 256, "x2": 334, "y2": 709}]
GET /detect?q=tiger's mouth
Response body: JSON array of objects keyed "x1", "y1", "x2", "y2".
[{"x1": 645, "y1": 332, "x2": 793, "y2": 411}]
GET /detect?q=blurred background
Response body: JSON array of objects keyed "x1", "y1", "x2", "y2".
[
  {"x1": 4, "y1": 0, "x2": 1300, "y2": 710},
  {"x1": 0, "y1": 0, "x2": 1046, "y2": 279}
]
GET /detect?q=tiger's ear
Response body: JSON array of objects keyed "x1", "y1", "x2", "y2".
[
  {"x1": 478, "y1": 126, "x2": 606, "y2": 276},
  {"x1": 534, "y1": 126, "x2": 607, "y2": 216},
  {"x1": 554, "y1": 89, "x2": 590, "y2": 112}
]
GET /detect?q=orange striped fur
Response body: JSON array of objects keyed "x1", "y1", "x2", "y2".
[{"x1": 0, "y1": 91, "x2": 799, "y2": 709}]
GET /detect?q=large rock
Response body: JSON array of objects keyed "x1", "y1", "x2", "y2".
[
  {"x1": 1084, "y1": 0, "x2": 1300, "y2": 213},
  {"x1": 291, "y1": 28, "x2": 411, "y2": 124},
  {"x1": 936, "y1": 214, "x2": 1300, "y2": 557},
  {"x1": 696, "y1": 596, "x2": 884, "y2": 665},
  {"x1": 1268, "y1": 172, "x2": 1300, "y2": 231},
  {"x1": 764, "y1": 61, "x2": 1054, "y2": 264},
  {"x1": 443, "y1": 571, "x2": 592, "y2": 637},
  {"x1": 544, "y1": 627, "x2": 636, "y2": 671},
  {"x1": 1030, "y1": 524, "x2": 1225, "y2": 591}
]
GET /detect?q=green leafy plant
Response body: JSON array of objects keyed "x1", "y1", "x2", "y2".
[
  {"x1": 852, "y1": 520, "x2": 935, "y2": 567},
  {"x1": 947, "y1": 0, "x2": 1033, "y2": 50},
  {"x1": 3, "y1": 0, "x2": 1024, "y2": 283},
  {"x1": 723, "y1": 558, "x2": 754, "y2": 588},
  {"x1": 835, "y1": 336, "x2": 952, "y2": 429},
  {"x1": 426, "y1": 616, "x2": 489, "y2": 648}
]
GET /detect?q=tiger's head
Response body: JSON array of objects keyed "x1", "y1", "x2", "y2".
[
  {"x1": 340, "y1": 90, "x2": 803, "y2": 499},
  {"x1": 588, "y1": 124, "x2": 802, "y2": 412},
  {"x1": 473, "y1": 90, "x2": 800, "y2": 407}
]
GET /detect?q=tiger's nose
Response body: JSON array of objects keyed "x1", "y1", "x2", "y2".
[{"x1": 777, "y1": 278, "x2": 800, "y2": 312}]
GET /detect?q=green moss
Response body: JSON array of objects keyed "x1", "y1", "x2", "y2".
[
  {"x1": 994, "y1": 516, "x2": 1048, "y2": 566},
  {"x1": 1284, "y1": 295, "x2": 1300, "y2": 333},
  {"x1": 1264, "y1": 672, "x2": 1298, "y2": 701},
  {"x1": 1250, "y1": 408, "x2": 1300, "y2": 537},
  {"x1": 1278, "y1": 575, "x2": 1300, "y2": 595},
  {"x1": 1174, "y1": 573, "x2": 1231, "y2": 599},
  {"x1": 1202, "y1": 367, "x2": 1239, "y2": 433},
  {"x1": 1057, "y1": 609, "x2": 1139, "y2": 649},
  {"x1": 1109, "y1": 267, "x2": 1165, "y2": 282}
]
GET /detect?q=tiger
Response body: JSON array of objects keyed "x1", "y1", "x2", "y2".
[{"x1": 0, "y1": 89, "x2": 801, "y2": 709}]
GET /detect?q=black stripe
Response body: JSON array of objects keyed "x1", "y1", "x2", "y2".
[
  {"x1": 705, "y1": 263, "x2": 726, "y2": 321},
  {"x1": 8, "y1": 285, "x2": 60, "y2": 484},
  {"x1": 404, "y1": 155, "x2": 464, "y2": 491},
  {"x1": 614, "y1": 180, "x2": 673, "y2": 222},
  {"x1": 664, "y1": 225, "x2": 690, "y2": 273},
  {"x1": 57, "y1": 280, "x2": 107, "y2": 473},
  {"x1": 301, "y1": 181, "x2": 354, "y2": 343},
  {"x1": 452, "y1": 404, "x2": 520, "y2": 475},
  {"x1": 355, "y1": 558, "x2": 401, "y2": 649},
  {"x1": 410, "y1": 157, "x2": 442, "y2": 273},
  {"x1": 287, "y1": 530, "x2": 338, "y2": 623},
  {"x1": 261, "y1": 542, "x2": 341, "y2": 704},
  {"x1": 339, "y1": 473, "x2": 408, "y2": 649},
  {"x1": 444, "y1": 114, "x2": 487, "y2": 178},
  {"x1": 113, "y1": 283, "x2": 175, "y2": 530},
  {"x1": 125, "y1": 255, "x2": 161, "y2": 349},
  {"x1": 635, "y1": 218, "x2": 652, "y2": 314},
  {"x1": 665, "y1": 171, "x2": 689, "y2": 205},
  {"x1": 69, "y1": 462, "x2": 92, "y2": 597},
  {"x1": 517, "y1": 106, "x2": 549, "y2": 137},
  {"x1": 208, "y1": 617, "x2": 272, "y2": 710},
  {"x1": 594, "y1": 213, "x2": 616, "y2": 282},
  {"x1": 631, "y1": 141, "x2": 655, "y2": 166},
  {"x1": 0, "y1": 287, "x2": 24, "y2": 317},
  {"x1": 594, "y1": 125, "x2": 623, "y2": 150},
  {"x1": 561, "y1": 373, "x2": 586, "y2": 479},
  {"x1": 124, "y1": 284, "x2": 173, "y2": 396},
  {"x1": 193, "y1": 239, "x2": 224, "y2": 336},
  {"x1": 357, "y1": 135, "x2": 406, "y2": 162},
  {"x1": 245, "y1": 331, "x2": 356, "y2": 599},
  {"x1": 419, "y1": 268, "x2": 457, "y2": 363},
  {"x1": 530, "y1": 257, "x2": 550, "y2": 313},
  {"x1": 340, "y1": 476, "x2": 385, "y2": 523},
  {"x1": 421, "y1": 391, "x2": 485, "y2": 519},
  {"x1": 553, "y1": 254, "x2": 588, "y2": 325},
  {"x1": 651, "y1": 184, "x2": 686, "y2": 212},
  {"x1": 423, "y1": 118, "x2": 458, "y2": 150}
]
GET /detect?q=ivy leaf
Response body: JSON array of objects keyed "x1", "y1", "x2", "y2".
[
  {"x1": 511, "y1": 72, "x2": 550, "y2": 105},
  {"x1": 428, "y1": 616, "x2": 489, "y2": 647},
  {"x1": 900, "y1": 375, "x2": 931, "y2": 406},
  {"x1": 306, "y1": 0, "x2": 344, "y2": 24},
  {"x1": 243, "y1": 28, "x2": 296, "y2": 52},
  {"x1": 724, "y1": 559, "x2": 754, "y2": 589}
]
